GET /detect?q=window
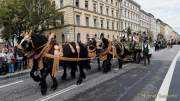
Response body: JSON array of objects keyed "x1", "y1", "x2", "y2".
[
  {"x1": 85, "y1": 0, "x2": 88, "y2": 10},
  {"x1": 116, "y1": 10, "x2": 118, "y2": 18},
  {"x1": 116, "y1": 2, "x2": 118, "y2": 6},
  {"x1": 106, "y1": 0, "x2": 108, "y2": 3},
  {"x1": 94, "y1": 18, "x2": 97, "y2": 27},
  {"x1": 75, "y1": 0, "x2": 79, "y2": 7},
  {"x1": 101, "y1": 19, "x2": 104, "y2": 29},
  {"x1": 85, "y1": 16, "x2": 89, "y2": 26},
  {"x1": 93, "y1": 3, "x2": 97, "y2": 12},
  {"x1": 60, "y1": 14, "x2": 64, "y2": 24},
  {"x1": 106, "y1": 7, "x2": 109, "y2": 15},
  {"x1": 111, "y1": 0, "x2": 113, "y2": 4},
  {"x1": 112, "y1": 21, "x2": 114, "y2": 30},
  {"x1": 124, "y1": 9, "x2": 126, "y2": 17},
  {"x1": 116, "y1": 22, "x2": 119, "y2": 30},
  {"x1": 107, "y1": 20, "x2": 109, "y2": 29},
  {"x1": 86, "y1": 34, "x2": 89, "y2": 42},
  {"x1": 77, "y1": 33, "x2": 81, "y2": 42},
  {"x1": 76, "y1": 15, "x2": 80, "y2": 25},
  {"x1": 124, "y1": 1, "x2": 126, "y2": 6},
  {"x1": 100, "y1": 5, "x2": 103, "y2": 14},
  {"x1": 62, "y1": 34, "x2": 65, "y2": 43},
  {"x1": 112, "y1": 9, "x2": 114, "y2": 17},
  {"x1": 60, "y1": 0, "x2": 63, "y2": 7}
]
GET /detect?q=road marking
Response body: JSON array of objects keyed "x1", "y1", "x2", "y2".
[
  {"x1": 0, "y1": 80, "x2": 23, "y2": 89},
  {"x1": 155, "y1": 50, "x2": 180, "y2": 101},
  {"x1": 36, "y1": 84, "x2": 79, "y2": 101}
]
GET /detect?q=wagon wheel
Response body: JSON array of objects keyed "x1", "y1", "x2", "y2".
[{"x1": 136, "y1": 52, "x2": 141, "y2": 64}]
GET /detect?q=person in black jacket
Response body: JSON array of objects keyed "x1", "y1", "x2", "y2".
[{"x1": 142, "y1": 40, "x2": 150, "y2": 66}]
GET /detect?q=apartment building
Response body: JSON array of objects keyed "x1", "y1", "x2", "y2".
[
  {"x1": 156, "y1": 19, "x2": 161, "y2": 35},
  {"x1": 49, "y1": 0, "x2": 177, "y2": 43},
  {"x1": 164, "y1": 24, "x2": 174, "y2": 40},
  {"x1": 140, "y1": 10, "x2": 150, "y2": 33},
  {"x1": 148, "y1": 13, "x2": 157, "y2": 40},
  {"x1": 51, "y1": 0, "x2": 121, "y2": 43},
  {"x1": 120, "y1": 0, "x2": 140, "y2": 34}
]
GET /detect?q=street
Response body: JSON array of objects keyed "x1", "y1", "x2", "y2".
[{"x1": 0, "y1": 46, "x2": 180, "y2": 101}]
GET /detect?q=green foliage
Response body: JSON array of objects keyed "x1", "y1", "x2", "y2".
[
  {"x1": 0, "y1": 0, "x2": 63, "y2": 40},
  {"x1": 157, "y1": 33, "x2": 164, "y2": 41},
  {"x1": 147, "y1": 31, "x2": 153, "y2": 46}
]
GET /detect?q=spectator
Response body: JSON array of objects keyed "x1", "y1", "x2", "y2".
[
  {"x1": 0, "y1": 50, "x2": 3, "y2": 75},
  {"x1": 1, "y1": 48, "x2": 8, "y2": 75},
  {"x1": 16, "y1": 54, "x2": 23, "y2": 71},
  {"x1": 7, "y1": 49, "x2": 15, "y2": 73}
]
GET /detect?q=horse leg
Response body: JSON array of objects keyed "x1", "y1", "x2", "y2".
[
  {"x1": 62, "y1": 64, "x2": 67, "y2": 80},
  {"x1": 118, "y1": 58, "x2": 123, "y2": 69},
  {"x1": 77, "y1": 65, "x2": 85, "y2": 85},
  {"x1": 70, "y1": 63, "x2": 76, "y2": 79},
  {"x1": 97, "y1": 58, "x2": 101, "y2": 70},
  {"x1": 50, "y1": 75, "x2": 58, "y2": 91},
  {"x1": 30, "y1": 61, "x2": 41, "y2": 82},
  {"x1": 102, "y1": 60, "x2": 108, "y2": 73},
  {"x1": 107, "y1": 54, "x2": 112, "y2": 71},
  {"x1": 40, "y1": 68, "x2": 48, "y2": 95},
  {"x1": 30, "y1": 68, "x2": 41, "y2": 82}
]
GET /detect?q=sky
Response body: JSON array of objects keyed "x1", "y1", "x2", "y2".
[{"x1": 135, "y1": 0, "x2": 180, "y2": 34}]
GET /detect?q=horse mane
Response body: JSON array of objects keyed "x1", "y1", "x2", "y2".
[{"x1": 31, "y1": 33, "x2": 48, "y2": 48}]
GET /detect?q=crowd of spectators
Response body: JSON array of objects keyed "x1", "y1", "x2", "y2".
[{"x1": 0, "y1": 47, "x2": 26, "y2": 75}]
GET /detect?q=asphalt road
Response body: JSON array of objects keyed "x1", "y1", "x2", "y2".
[{"x1": 0, "y1": 45, "x2": 180, "y2": 101}]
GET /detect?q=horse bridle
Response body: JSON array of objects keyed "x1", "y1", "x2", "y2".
[{"x1": 16, "y1": 35, "x2": 46, "y2": 58}]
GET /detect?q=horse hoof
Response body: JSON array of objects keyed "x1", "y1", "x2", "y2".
[
  {"x1": 39, "y1": 82, "x2": 42, "y2": 86},
  {"x1": 76, "y1": 79, "x2": 83, "y2": 85},
  {"x1": 51, "y1": 85, "x2": 58, "y2": 91},
  {"x1": 71, "y1": 75, "x2": 76, "y2": 79},
  {"x1": 82, "y1": 75, "x2": 86, "y2": 79},
  {"x1": 98, "y1": 67, "x2": 101, "y2": 71},
  {"x1": 41, "y1": 89, "x2": 47, "y2": 95},
  {"x1": 62, "y1": 75, "x2": 67, "y2": 81}
]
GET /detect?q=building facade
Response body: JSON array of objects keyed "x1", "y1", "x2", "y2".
[
  {"x1": 148, "y1": 13, "x2": 157, "y2": 41},
  {"x1": 156, "y1": 19, "x2": 161, "y2": 38},
  {"x1": 51, "y1": 0, "x2": 121, "y2": 43},
  {"x1": 164, "y1": 24, "x2": 174, "y2": 40},
  {"x1": 140, "y1": 10, "x2": 150, "y2": 33},
  {"x1": 120, "y1": 0, "x2": 140, "y2": 34},
  {"x1": 48, "y1": 0, "x2": 178, "y2": 43}
]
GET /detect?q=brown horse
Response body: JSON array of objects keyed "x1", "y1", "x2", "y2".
[
  {"x1": 87, "y1": 37, "x2": 124, "y2": 73},
  {"x1": 15, "y1": 32, "x2": 90, "y2": 95}
]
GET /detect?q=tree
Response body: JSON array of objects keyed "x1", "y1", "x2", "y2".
[
  {"x1": 0, "y1": 0, "x2": 63, "y2": 41},
  {"x1": 147, "y1": 31, "x2": 153, "y2": 45}
]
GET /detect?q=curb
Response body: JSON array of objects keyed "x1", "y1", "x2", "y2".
[{"x1": 0, "y1": 69, "x2": 30, "y2": 79}]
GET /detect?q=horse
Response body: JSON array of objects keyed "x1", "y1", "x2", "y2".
[
  {"x1": 15, "y1": 32, "x2": 91, "y2": 95},
  {"x1": 87, "y1": 37, "x2": 124, "y2": 73}
]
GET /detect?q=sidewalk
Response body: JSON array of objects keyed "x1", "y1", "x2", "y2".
[{"x1": 0, "y1": 69, "x2": 30, "y2": 79}]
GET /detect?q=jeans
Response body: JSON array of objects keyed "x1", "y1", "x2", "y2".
[
  {"x1": 8, "y1": 63, "x2": 14, "y2": 73},
  {"x1": 0, "y1": 64, "x2": 2, "y2": 74},
  {"x1": 16, "y1": 60, "x2": 22, "y2": 71}
]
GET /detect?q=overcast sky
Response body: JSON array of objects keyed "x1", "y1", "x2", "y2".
[{"x1": 135, "y1": 0, "x2": 180, "y2": 34}]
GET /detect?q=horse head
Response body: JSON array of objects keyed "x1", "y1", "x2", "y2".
[
  {"x1": 87, "y1": 37, "x2": 103, "y2": 50},
  {"x1": 15, "y1": 31, "x2": 48, "y2": 57}
]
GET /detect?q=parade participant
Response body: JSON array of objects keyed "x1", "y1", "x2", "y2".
[
  {"x1": 142, "y1": 40, "x2": 150, "y2": 66},
  {"x1": 1, "y1": 48, "x2": 8, "y2": 74},
  {"x1": 100, "y1": 33, "x2": 112, "y2": 73}
]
